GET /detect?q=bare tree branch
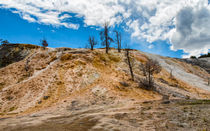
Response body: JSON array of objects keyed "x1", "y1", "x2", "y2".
[
  {"x1": 125, "y1": 48, "x2": 135, "y2": 81},
  {"x1": 114, "y1": 30, "x2": 122, "y2": 53},
  {"x1": 87, "y1": 36, "x2": 97, "y2": 50},
  {"x1": 139, "y1": 59, "x2": 161, "y2": 90},
  {"x1": 100, "y1": 22, "x2": 113, "y2": 54}
]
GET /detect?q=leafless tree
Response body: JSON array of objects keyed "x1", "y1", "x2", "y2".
[
  {"x1": 125, "y1": 48, "x2": 135, "y2": 81},
  {"x1": 0, "y1": 39, "x2": 2, "y2": 46},
  {"x1": 114, "y1": 30, "x2": 121, "y2": 53},
  {"x1": 139, "y1": 63, "x2": 146, "y2": 76},
  {"x1": 1, "y1": 40, "x2": 9, "y2": 45},
  {"x1": 88, "y1": 36, "x2": 97, "y2": 50},
  {"x1": 41, "y1": 39, "x2": 48, "y2": 49},
  {"x1": 100, "y1": 22, "x2": 113, "y2": 54},
  {"x1": 139, "y1": 59, "x2": 161, "y2": 90}
]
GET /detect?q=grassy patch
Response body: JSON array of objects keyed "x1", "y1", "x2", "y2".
[
  {"x1": 6, "y1": 96, "x2": 13, "y2": 101},
  {"x1": 108, "y1": 54, "x2": 121, "y2": 62},
  {"x1": 93, "y1": 58, "x2": 104, "y2": 69},
  {"x1": 60, "y1": 54, "x2": 73, "y2": 61},
  {"x1": 0, "y1": 82, "x2": 5, "y2": 91},
  {"x1": 9, "y1": 106, "x2": 17, "y2": 112},
  {"x1": 134, "y1": 53, "x2": 148, "y2": 63},
  {"x1": 18, "y1": 44, "x2": 40, "y2": 49},
  {"x1": 93, "y1": 52, "x2": 121, "y2": 68},
  {"x1": 178, "y1": 99, "x2": 210, "y2": 105},
  {"x1": 98, "y1": 53, "x2": 121, "y2": 63},
  {"x1": 74, "y1": 60, "x2": 86, "y2": 66},
  {"x1": 2, "y1": 43, "x2": 40, "y2": 49}
]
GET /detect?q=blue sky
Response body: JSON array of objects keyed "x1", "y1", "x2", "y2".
[
  {"x1": 0, "y1": 8, "x2": 185, "y2": 58},
  {"x1": 0, "y1": 0, "x2": 210, "y2": 58}
]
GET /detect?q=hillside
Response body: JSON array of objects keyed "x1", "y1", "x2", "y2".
[
  {"x1": 181, "y1": 57, "x2": 210, "y2": 73},
  {"x1": 0, "y1": 44, "x2": 210, "y2": 130}
]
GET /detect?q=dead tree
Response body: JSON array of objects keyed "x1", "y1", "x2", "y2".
[
  {"x1": 100, "y1": 22, "x2": 113, "y2": 54},
  {"x1": 125, "y1": 49, "x2": 135, "y2": 81},
  {"x1": 41, "y1": 39, "x2": 48, "y2": 49},
  {"x1": 114, "y1": 30, "x2": 121, "y2": 53},
  {"x1": 1, "y1": 40, "x2": 9, "y2": 45},
  {"x1": 0, "y1": 39, "x2": 2, "y2": 46},
  {"x1": 139, "y1": 63, "x2": 146, "y2": 76},
  {"x1": 139, "y1": 59, "x2": 161, "y2": 90},
  {"x1": 88, "y1": 36, "x2": 97, "y2": 50}
]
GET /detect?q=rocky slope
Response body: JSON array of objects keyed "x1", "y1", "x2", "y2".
[
  {"x1": 0, "y1": 44, "x2": 210, "y2": 130},
  {"x1": 181, "y1": 57, "x2": 210, "y2": 73}
]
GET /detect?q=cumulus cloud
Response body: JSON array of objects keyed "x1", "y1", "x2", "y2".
[
  {"x1": 171, "y1": 6, "x2": 210, "y2": 58},
  {"x1": 22, "y1": 14, "x2": 36, "y2": 22},
  {"x1": 0, "y1": 0, "x2": 210, "y2": 57}
]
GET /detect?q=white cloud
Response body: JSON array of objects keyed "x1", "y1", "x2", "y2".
[
  {"x1": 59, "y1": 14, "x2": 72, "y2": 20},
  {"x1": 171, "y1": 6, "x2": 210, "y2": 58},
  {"x1": 0, "y1": 0, "x2": 210, "y2": 57},
  {"x1": 148, "y1": 44, "x2": 154, "y2": 49},
  {"x1": 22, "y1": 14, "x2": 36, "y2": 22}
]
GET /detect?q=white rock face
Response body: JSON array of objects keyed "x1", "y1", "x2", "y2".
[{"x1": 145, "y1": 52, "x2": 210, "y2": 92}]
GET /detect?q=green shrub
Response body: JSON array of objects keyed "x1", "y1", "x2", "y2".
[
  {"x1": 199, "y1": 53, "x2": 210, "y2": 58},
  {"x1": 190, "y1": 56, "x2": 197, "y2": 59}
]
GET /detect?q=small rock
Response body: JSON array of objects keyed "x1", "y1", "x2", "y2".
[
  {"x1": 162, "y1": 100, "x2": 170, "y2": 104},
  {"x1": 43, "y1": 96, "x2": 50, "y2": 100}
]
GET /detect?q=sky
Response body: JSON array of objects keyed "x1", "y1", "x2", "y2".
[{"x1": 0, "y1": 0, "x2": 210, "y2": 58}]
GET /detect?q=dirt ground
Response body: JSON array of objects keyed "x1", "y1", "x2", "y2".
[
  {"x1": 1, "y1": 45, "x2": 210, "y2": 131},
  {"x1": 1, "y1": 99, "x2": 210, "y2": 131}
]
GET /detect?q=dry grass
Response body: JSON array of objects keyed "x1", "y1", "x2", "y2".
[
  {"x1": 134, "y1": 53, "x2": 148, "y2": 63},
  {"x1": 0, "y1": 82, "x2": 5, "y2": 91},
  {"x1": 92, "y1": 52, "x2": 121, "y2": 70},
  {"x1": 2, "y1": 43, "x2": 40, "y2": 49},
  {"x1": 74, "y1": 60, "x2": 87, "y2": 66},
  {"x1": 108, "y1": 54, "x2": 121, "y2": 62},
  {"x1": 60, "y1": 53, "x2": 73, "y2": 61}
]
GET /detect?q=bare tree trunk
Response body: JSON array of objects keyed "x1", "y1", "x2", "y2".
[
  {"x1": 118, "y1": 33, "x2": 121, "y2": 53},
  {"x1": 115, "y1": 31, "x2": 121, "y2": 53},
  {"x1": 100, "y1": 22, "x2": 113, "y2": 54},
  {"x1": 126, "y1": 49, "x2": 134, "y2": 81},
  {"x1": 88, "y1": 36, "x2": 97, "y2": 51},
  {"x1": 106, "y1": 45, "x2": 108, "y2": 54},
  {"x1": 105, "y1": 24, "x2": 109, "y2": 54},
  {"x1": 148, "y1": 64, "x2": 151, "y2": 86},
  {"x1": 105, "y1": 35, "x2": 109, "y2": 54},
  {"x1": 89, "y1": 37, "x2": 94, "y2": 50},
  {"x1": 118, "y1": 42, "x2": 121, "y2": 53}
]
